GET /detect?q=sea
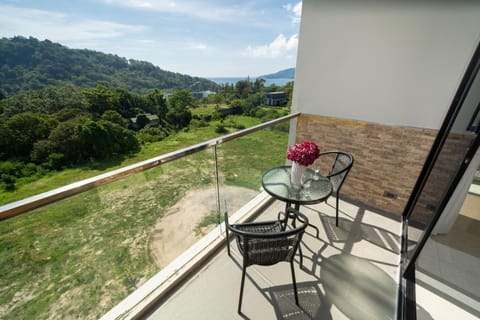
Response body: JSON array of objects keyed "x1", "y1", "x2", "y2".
[{"x1": 208, "y1": 77, "x2": 294, "y2": 86}]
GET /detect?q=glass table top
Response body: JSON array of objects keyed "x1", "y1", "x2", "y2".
[{"x1": 262, "y1": 166, "x2": 332, "y2": 205}]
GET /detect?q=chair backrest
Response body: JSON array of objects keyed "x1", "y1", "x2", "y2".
[
  {"x1": 229, "y1": 212, "x2": 308, "y2": 267},
  {"x1": 321, "y1": 151, "x2": 354, "y2": 193}
]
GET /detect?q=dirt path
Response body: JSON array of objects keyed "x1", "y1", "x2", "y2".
[{"x1": 149, "y1": 186, "x2": 258, "y2": 268}]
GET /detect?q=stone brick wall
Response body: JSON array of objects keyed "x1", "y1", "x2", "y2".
[{"x1": 295, "y1": 114, "x2": 437, "y2": 216}]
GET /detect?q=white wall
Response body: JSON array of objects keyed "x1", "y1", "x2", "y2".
[{"x1": 293, "y1": 1, "x2": 480, "y2": 129}]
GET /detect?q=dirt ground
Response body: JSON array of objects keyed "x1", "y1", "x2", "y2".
[{"x1": 149, "y1": 186, "x2": 258, "y2": 268}]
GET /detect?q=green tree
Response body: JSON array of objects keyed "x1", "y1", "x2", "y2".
[
  {"x1": 0, "y1": 85, "x2": 88, "y2": 117},
  {"x1": 47, "y1": 118, "x2": 84, "y2": 163},
  {"x1": 99, "y1": 120, "x2": 139, "y2": 155},
  {"x1": 83, "y1": 83, "x2": 120, "y2": 116},
  {"x1": 117, "y1": 88, "x2": 140, "y2": 118},
  {"x1": 166, "y1": 90, "x2": 193, "y2": 130},
  {"x1": 253, "y1": 78, "x2": 265, "y2": 93},
  {"x1": 145, "y1": 89, "x2": 168, "y2": 120},
  {"x1": 235, "y1": 80, "x2": 251, "y2": 98},
  {"x1": 208, "y1": 93, "x2": 224, "y2": 105},
  {"x1": 45, "y1": 117, "x2": 139, "y2": 164},
  {"x1": 230, "y1": 99, "x2": 245, "y2": 113},
  {"x1": 284, "y1": 81, "x2": 294, "y2": 108},
  {"x1": 78, "y1": 120, "x2": 110, "y2": 159},
  {"x1": 54, "y1": 108, "x2": 91, "y2": 122},
  {"x1": 31, "y1": 139, "x2": 56, "y2": 164},
  {"x1": 135, "y1": 114, "x2": 149, "y2": 130},
  {"x1": 0, "y1": 112, "x2": 56, "y2": 159},
  {"x1": 101, "y1": 110, "x2": 127, "y2": 127},
  {"x1": 243, "y1": 93, "x2": 263, "y2": 115}
]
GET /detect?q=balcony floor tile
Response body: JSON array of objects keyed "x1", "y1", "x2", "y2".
[{"x1": 145, "y1": 198, "x2": 401, "y2": 320}]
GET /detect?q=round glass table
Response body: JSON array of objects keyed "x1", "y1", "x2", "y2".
[
  {"x1": 262, "y1": 165, "x2": 332, "y2": 210},
  {"x1": 262, "y1": 166, "x2": 333, "y2": 262}
]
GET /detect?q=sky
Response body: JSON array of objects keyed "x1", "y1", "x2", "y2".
[{"x1": 0, "y1": 0, "x2": 302, "y2": 78}]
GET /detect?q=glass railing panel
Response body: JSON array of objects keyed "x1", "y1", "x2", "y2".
[
  {"x1": 216, "y1": 121, "x2": 290, "y2": 217},
  {"x1": 0, "y1": 147, "x2": 216, "y2": 320},
  {"x1": 0, "y1": 114, "x2": 299, "y2": 319}
]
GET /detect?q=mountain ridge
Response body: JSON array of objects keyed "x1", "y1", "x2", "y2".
[
  {"x1": 0, "y1": 36, "x2": 218, "y2": 95},
  {"x1": 259, "y1": 67, "x2": 295, "y2": 79}
]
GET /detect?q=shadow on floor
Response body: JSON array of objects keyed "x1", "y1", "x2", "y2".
[
  {"x1": 143, "y1": 199, "x2": 428, "y2": 320},
  {"x1": 305, "y1": 202, "x2": 405, "y2": 255},
  {"x1": 319, "y1": 253, "x2": 396, "y2": 320},
  {"x1": 267, "y1": 282, "x2": 333, "y2": 320},
  {"x1": 261, "y1": 253, "x2": 398, "y2": 320}
]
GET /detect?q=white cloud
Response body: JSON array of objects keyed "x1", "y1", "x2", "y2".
[
  {"x1": 283, "y1": 1, "x2": 302, "y2": 24},
  {"x1": 244, "y1": 33, "x2": 298, "y2": 58},
  {"x1": 0, "y1": 2, "x2": 300, "y2": 77},
  {"x1": 99, "y1": 0, "x2": 255, "y2": 23},
  {"x1": 190, "y1": 42, "x2": 207, "y2": 50},
  {"x1": 0, "y1": 5, "x2": 147, "y2": 44},
  {"x1": 105, "y1": 0, "x2": 154, "y2": 8}
]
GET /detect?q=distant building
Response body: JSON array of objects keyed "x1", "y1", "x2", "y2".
[
  {"x1": 191, "y1": 91, "x2": 215, "y2": 99},
  {"x1": 129, "y1": 113, "x2": 159, "y2": 130},
  {"x1": 264, "y1": 91, "x2": 288, "y2": 106}
]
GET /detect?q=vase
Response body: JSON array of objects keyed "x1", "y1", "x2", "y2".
[{"x1": 290, "y1": 162, "x2": 307, "y2": 191}]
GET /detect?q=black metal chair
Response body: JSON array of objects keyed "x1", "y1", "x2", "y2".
[
  {"x1": 224, "y1": 208, "x2": 308, "y2": 314},
  {"x1": 317, "y1": 151, "x2": 354, "y2": 227}
]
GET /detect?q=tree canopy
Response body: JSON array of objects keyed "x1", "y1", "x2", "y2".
[
  {"x1": 0, "y1": 36, "x2": 219, "y2": 95},
  {"x1": 166, "y1": 90, "x2": 194, "y2": 130},
  {"x1": 0, "y1": 67, "x2": 292, "y2": 192},
  {"x1": 0, "y1": 83, "x2": 204, "y2": 170}
]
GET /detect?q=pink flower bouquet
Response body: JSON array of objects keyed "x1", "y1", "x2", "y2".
[{"x1": 286, "y1": 141, "x2": 320, "y2": 166}]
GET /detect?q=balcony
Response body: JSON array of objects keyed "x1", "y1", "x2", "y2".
[
  {"x1": 143, "y1": 198, "x2": 402, "y2": 320},
  {"x1": 0, "y1": 113, "x2": 403, "y2": 319},
  {"x1": 1, "y1": 2, "x2": 479, "y2": 318},
  {"x1": 1, "y1": 111, "x2": 478, "y2": 319}
]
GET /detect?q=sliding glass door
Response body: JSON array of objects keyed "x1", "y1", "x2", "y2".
[{"x1": 401, "y1": 42, "x2": 480, "y2": 319}]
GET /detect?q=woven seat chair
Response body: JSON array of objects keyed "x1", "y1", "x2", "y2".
[
  {"x1": 317, "y1": 151, "x2": 354, "y2": 226},
  {"x1": 225, "y1": 209, "x2": 308, "y2": 314}
]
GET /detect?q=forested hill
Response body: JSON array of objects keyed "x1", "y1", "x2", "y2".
[
  {"x1": 260, "y1": 67, "x2": 295, "y2": 79},
  {"x1": 0, "y1": 36, "x2": 219, "y2": 95}
]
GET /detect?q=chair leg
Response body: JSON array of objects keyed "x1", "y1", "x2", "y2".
[
  {"x1": 224, "y1": 210, "x2": 232, "y2": 257},
  {"x1": 335, "y1": 196, "x2": 339, "y2": 227},
  {"x1": 226, "y1": 227, "x2": 231, "y2": 257},
  {"x1": 238, "y1": 266, "x2": 247, "y2": 314},
  {"x1": 308, "y1": 222, "x2": 320, "y2": 238},
  {"x1": 298, "y1": 244, "x2": 304, "y2": 269},
  {"x1": 290, "y1": 261, "x2": 299, "y2": 306}
]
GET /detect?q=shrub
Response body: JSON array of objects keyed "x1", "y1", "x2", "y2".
[
  {"x1": 189, "y1": 119, "x2": 207, "y2": 129},
  {"x1": 0, "y1": 161, "x2": 47, "y2": 189},
  {"x1": 215, "y1": 125, "x2": 228, "y2": 134},
  {"x1": 136, "y1": 127, "x2": 166, "y2": 144},
  {"x1": 211, "y1": 110, "x2": 224, "y2": 121},
  {"x1": 0, "y1": 161, "x2": 22, "y2": 177},
  {"x1": 21, "y1": 162, "x2": 42, "y2": 177},
  {"x1": 1, "y1": 173, "x2": 16, "y2": 191},
  {"x1": 46, "y1": 153, "x2": 66, "y2": 170}
]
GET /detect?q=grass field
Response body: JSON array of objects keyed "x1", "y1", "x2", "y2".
[{"x1": 0, "y1": 114, "x2": 290, "y2": 319}]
